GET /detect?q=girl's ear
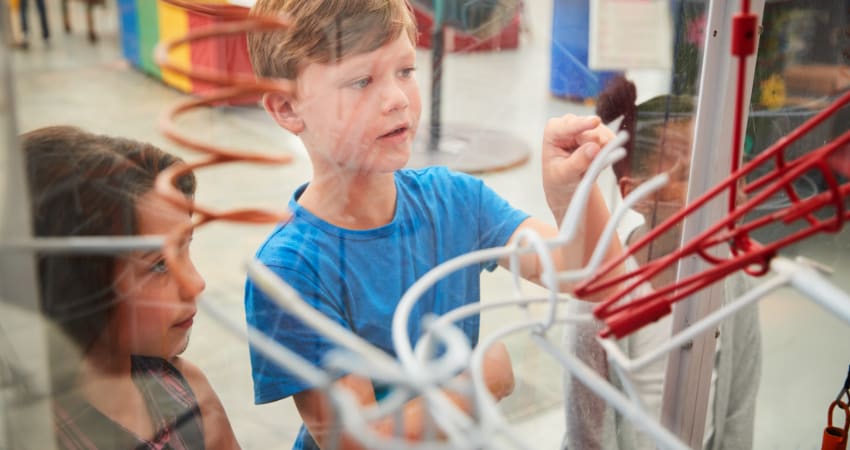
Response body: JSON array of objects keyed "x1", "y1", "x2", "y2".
[{"x1": 263, "y1": 90, "x2": 305, "y2": 135}]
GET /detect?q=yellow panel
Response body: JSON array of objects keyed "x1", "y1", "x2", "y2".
[{"x1": 157, "y1": 0, "x2": 192, "y2": 93}]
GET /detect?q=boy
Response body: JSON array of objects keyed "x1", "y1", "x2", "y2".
[{"x1": 244, "y1": 0, "x2": 623, "y2": 448}]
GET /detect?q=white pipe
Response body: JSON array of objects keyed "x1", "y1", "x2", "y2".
[
  {"x1": 0, "y1": 236, "x2": 164, "y2": 253},
  {"x1": 773, "y1": 257, "x2": 850, "y2": 326},
  {"x1": 616, "y1": 272, "x2": 789, "y2": 372}
]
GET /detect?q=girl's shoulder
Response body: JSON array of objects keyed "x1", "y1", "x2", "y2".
[
  {"x1": 169, "y1": 357, "x2": 242, "y2": 450},
  {"x1": 133, "y1": 355, "x2": 194, "y2": 392}
]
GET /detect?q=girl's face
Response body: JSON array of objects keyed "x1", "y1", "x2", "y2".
[{"x1": 108, "y1": 191, "x2": 205, "y2": 359}]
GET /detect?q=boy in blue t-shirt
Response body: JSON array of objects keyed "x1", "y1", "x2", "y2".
[{"x1": 244, "y1": 0, "x2": 623, "y2": 448}]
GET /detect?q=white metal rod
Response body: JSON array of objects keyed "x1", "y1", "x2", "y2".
[
  {"x1": 627, "y1": 272, "x2": 788, "y2": 371},
  {"x1": 533, "y1": 333, "x2": 689, "y2": 450},
  {"x1": 772, "y1": 257, "x2": 850, "y2": 326},
  {"x1": 0, "y1": 236, "x2": 165, "y2": 253}
]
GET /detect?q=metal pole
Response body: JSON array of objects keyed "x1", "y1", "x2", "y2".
[
  {"x1": 659, "y1": 0, "x2": 764, "y2": 446},
  {"x1": 429, "y1": 1, "x2": 445, "y2": 151}
]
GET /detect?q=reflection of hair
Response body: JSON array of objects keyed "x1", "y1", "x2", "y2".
[
  {"x1": 247, "y1": 0, "x2": 417, "y2": 80},
  {"x1": 596, "y1": 75, "x2": 637, "y2": 182},
  {"x1": 23, "y1": 126, "x2": 195, "y2": 358}
]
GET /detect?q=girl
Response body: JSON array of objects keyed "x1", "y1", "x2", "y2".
[{"x1": 24, "y1": 126, "x2": 240, "y2": 450}]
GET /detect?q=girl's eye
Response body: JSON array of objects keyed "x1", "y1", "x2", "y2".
[
  {"x1": 399, "y1": 67, "x2": 416, "y2": 78},
  {"x1": 150, "y1": 260, "x2": 168, "y2": 274}
]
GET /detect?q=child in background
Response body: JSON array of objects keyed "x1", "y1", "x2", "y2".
[
  {"x1": 243, "y1": 1, "x2": 624, "y2": 448},
  {"x1": 24, "y1": 126, "x2": 241, "y2": 450},
  {"x1": 17, "y1": 0, "x2": 49, "y2": 49},
  {"x1": 60, "y1": 0, "x2": 104, "y2": 43}
]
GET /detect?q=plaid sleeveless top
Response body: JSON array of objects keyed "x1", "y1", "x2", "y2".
[{"x1": 53, "y1": 356, "x2": 205, "y2": 450}]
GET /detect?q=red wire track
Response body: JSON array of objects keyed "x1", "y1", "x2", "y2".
[
  {"x1": 575, "y1": 3, "x2": 850, "y2": 338},
  {"x1": 151, "y1": 4, "x2": 296, "y2": 288}
]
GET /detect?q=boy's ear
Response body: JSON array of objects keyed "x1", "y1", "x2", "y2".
[{"x1": 263, "y1": 91, "x2": 305, "y2": 135}]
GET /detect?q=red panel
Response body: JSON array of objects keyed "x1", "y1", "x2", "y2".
[
  {"x1": 413, "y1": 4, "x2": 520, "y2": 52},
  {"x1": 186, "y1": 5, "x2": 259, "y2": 104}
]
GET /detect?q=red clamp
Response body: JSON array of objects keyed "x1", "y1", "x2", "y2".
[
  {"x1": 823, "y1": 400, "x2": 849, "y2": 450},
  {"x1": 731, "y1": 13, "x2": 758, "y2": 56}
]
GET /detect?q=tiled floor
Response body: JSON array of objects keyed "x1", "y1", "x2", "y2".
[{"x1": 2, "y1": 2, "x2": 850, "y2": 449}]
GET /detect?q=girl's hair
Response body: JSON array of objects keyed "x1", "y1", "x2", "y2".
[
  {"x1": 248, "y1": 0, "x2": 417, "y2": 80},
  {"x1": 23, "y1": 126, "x2": 196, "y2": 359}
]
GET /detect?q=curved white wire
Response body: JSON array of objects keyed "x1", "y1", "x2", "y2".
[
  {"x1": 557, "y1": 131, "x2": 629, "y2": 241},
  {"x1": 392, "y1": 130, "x2": 631, "y2": 374},
  {"x1": 506, "y1": 227, "x2": 560, "y2": 330},
  {"x1": 246, "y1": 259, "x2": 484, "y2": 449},
  {"x1": 557, "y1": 172, "x2": 670, "y2": 284}
]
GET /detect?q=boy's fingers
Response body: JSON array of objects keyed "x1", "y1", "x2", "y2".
[
  {"x1": 546, "y1": 115, "x2": 602, "y2": 148},
  {"x1": 553, "y1": 142, "x2": 599, "y2": 177},
  {"x1": 575, "y1": 141, "x2": 601, "y2": 163},
  {"x1": 576, "y1": 125, "x2": 616, "y2": 147}
]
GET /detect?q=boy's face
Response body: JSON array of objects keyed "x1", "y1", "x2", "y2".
[{"x1": 287, "y1": 33, "x2": 421, "y2": 173}]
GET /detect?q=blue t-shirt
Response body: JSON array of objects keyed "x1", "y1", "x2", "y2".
[{"x1": 244, "y1": 167, "x2": 529, "y2": 449}]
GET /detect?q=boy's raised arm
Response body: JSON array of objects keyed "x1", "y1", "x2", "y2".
[{"x1": 501, "y1": 114, "x2": 626, "y2": 301}]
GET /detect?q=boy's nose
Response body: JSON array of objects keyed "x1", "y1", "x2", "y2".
[{"x1": 381, "y1": 82, "x2": 409, "y2": 113}]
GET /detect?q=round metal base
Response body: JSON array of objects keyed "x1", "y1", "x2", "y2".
[{"x1": 407, "y1": 123, "x2": 531, "y2": 174}]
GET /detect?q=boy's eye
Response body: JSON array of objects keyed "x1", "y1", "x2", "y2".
[
  {"x1": 150, "y1": 259, "x2": 168, "y2": 274},
  {"x1": 350, "y1": 77, "x2": 371, "y2": 89},
  {"x1": 399, "y1": 67, "x2": 416, "y2": 78}
]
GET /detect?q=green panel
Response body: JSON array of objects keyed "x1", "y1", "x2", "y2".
[{"x1": 136, "y1": 0, "x2": 161, "y2": 77}]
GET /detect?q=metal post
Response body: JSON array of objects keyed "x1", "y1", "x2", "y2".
[
  {"x1": 407, "y1": 0, "x2": 531, "y2": 173},
  {"x1": 659, "y1": 0, "x2": 764, "y2": 446},
  {"x1": 429, "y1": 2, "x2": 444, "y2": 150}
]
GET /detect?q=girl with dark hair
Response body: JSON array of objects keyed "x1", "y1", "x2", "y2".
[{"x1": 23, "y1": 126, "x2": 240, "y2": 450}]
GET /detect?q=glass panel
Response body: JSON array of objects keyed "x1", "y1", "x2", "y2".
[
  {"x1": 1, "y1": 0, "x2": 703, "y2": 447},
  {"x1": 5, "y1": 1, "x2": 847, "y2": 449}
]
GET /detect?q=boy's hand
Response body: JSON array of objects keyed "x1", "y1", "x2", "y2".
[{"x1": 542, "y1": 114, "x2": 614, "y2": 219}]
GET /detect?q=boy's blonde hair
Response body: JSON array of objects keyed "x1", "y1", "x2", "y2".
[{"x1": 248, "y1": 0, "x2": 418, "y2": 80}]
